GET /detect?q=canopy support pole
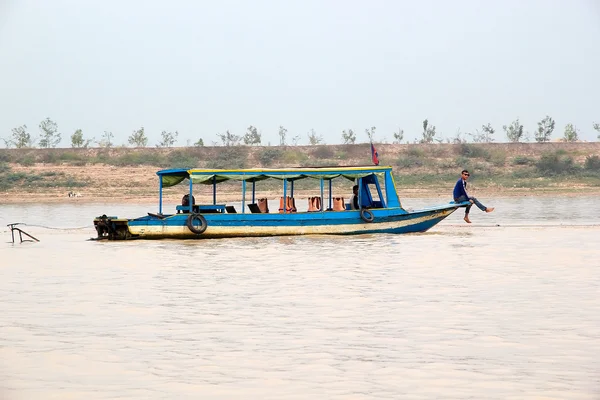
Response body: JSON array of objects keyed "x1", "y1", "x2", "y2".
[
  {"x1": 188, "y1": 178, "x2": 194, "y2": 213},
  {"x1": 159, "y1": 177, "x2": 163, "y2": 214},
  {"x1": 242, "y1": 180, "x2": 246, "y2": 214},
  {"x1": 328, "y1": 179, "x2": 332, "y2": 211},
  {"x1": 320, "y1": 179, "x2": 324, "y2": 212},
  {"x1": 212, "y1": 176, "x2": 217, "y2": 205},
  {"x1": 283, "y1": 180, "x2": 287, "y2": 214}
]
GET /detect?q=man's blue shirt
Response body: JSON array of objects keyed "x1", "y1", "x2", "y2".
[{"x1": 453, "y1": 178, "x2": 468, "y2": 200}]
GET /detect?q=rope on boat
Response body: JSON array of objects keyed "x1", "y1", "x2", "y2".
[{"x1": 7, "y1": 223, "x2": 93, "y2": 231}]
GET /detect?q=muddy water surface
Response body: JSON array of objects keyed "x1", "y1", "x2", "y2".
[{"x1": 1, "y1": 196, "x2": 599, "y2": 399}]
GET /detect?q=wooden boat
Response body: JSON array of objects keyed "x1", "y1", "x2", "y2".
[{"x1": 93, "y1": 165, "x2": 468, "y2": 240}]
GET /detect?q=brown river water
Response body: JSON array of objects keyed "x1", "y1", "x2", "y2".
[{"x1": 1, "y1": 196, "x2": 599, "y2": 399}]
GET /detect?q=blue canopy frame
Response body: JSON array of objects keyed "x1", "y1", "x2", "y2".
[{"x1": 155, "y1": 166, "x2": 401, "y2": 214}]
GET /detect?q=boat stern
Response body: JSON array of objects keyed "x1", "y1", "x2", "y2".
[{"x1": 93, "y1": 215, "x2": 134, "y2": 240}]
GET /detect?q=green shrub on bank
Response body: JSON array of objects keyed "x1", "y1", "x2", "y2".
[
  {"x1": 205, "y1": 147, "x2": 247, "y2": 169},
  {"x1": 396, "y1": 156, "x2": 424, "y2": 168},
  {"x1": 17, "y1": 155, "x2": 35, "y2": 166},
  {"x1": 108, "y1": 152, "x2": 165, "y2": 167},
  {"x1": 334, "y1": 150, "x2": 348, "y2": 160},
  {"x1": 584, "y1": 155, "x2": 600, "y2": 171},
  {"x1": 168, "y1": 150, "x2": 197, "y2": 169},
  {"x1": 394, "y1": 172, "x2": 456, "y2": 187},
  {"x1": 95, "y1": 150, "x2": 111, "y2": 164},
  {"x1": 312, "y1": 145, "x2": 334, "y2": 159},
  {"x1": 454, "y1": 156, "x2": 471, "y2": 169},
  {"x1": 458, "y1": 143, "x2": 490, "y2": 159},
  {"x1": 40, "y1": 171, "x2": 61, "y2": 177},
  {"x1": 0, "y1": 171, "x2": 26, "y2": 190},
  {"x1": 64, "y1": 177, "x2": 88, "y2": 188},
  {"x1": 0, "y1": 151, "x2": 12, "y2": 163},
  {"x1": 40, "y1": 152, "x2": 58, "y2": 163},
  {"x1": 0, "y1": 164, "x2": 87, "y2": 190},
  {"x1": 511, "y1": 168, "x2": 537, "y2": 179},
  {"x1": 406, "y1": 146, "x2": 425, "y2": 158},
  {"x1": 282, "y1": 150, "x2": 308, "y2": 165},
  {"x1": 536, "y1": 151, "x2": 577, "y2": 175},
  {"x1": 489, "y1": 149, "x2": 506, "y2": 167},
  {"x1": 512, "y1": 155, "x2": 535, "y2": 165},
  {"x1": 59, "y1": 152, "x2": 86, "y2": 163},
  {"x1": 258, "y1": 148, "x2": 283, "y2": 167}
]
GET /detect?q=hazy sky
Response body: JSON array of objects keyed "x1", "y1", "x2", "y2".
[{"x1": 1, "y1": 0, "x2": 599, "y2": 146}]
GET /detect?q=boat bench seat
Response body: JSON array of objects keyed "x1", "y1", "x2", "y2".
[
  {"x1": 279, "y1": 196, "x2": 296, "y2": 213},
  {"x1": 258, "y1": 198, "x2": 269, "y2": 213},
  {"x1": 307, "y1": 196, "x2": 322, "y2": 212},
  {"x1": 332, "y1": 197, "x2": 345, "y2": 211}
]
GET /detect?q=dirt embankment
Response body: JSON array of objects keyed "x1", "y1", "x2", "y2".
[{"x1": 1, "y1": 142, "x2": 599, "y2": 204}]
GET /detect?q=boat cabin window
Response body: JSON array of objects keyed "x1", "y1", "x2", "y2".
[
  {"x1": 359, "y1": 175, "x2": 386, "y2": 209},
  {"x1": 364, "y1": 184, "x2": 384, "y2": 208}
]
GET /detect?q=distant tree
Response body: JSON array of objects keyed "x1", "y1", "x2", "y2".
[
  {"x1": 194, "y1": 138, "x2": 204, "y2": 147},
  {"x1": 503, "y1": 119, "x2": 524, "y2": 142},
  {"x1": 157, "y1": 130, "x2": 178, "y2": 147},
  {"x1": 393, "y1": 128, "x2": 404, "y2": 144},
  {"x1": 278, "y1": 125, "x2": 287, "y2": 146},
  {"x1": 365, "y1": 126, "x2": 376, "y2": 142},
  {"x1": 98, "y1": 131, "x2": 114, "y2": 148},
  {"x1": 420, "y1": 119, "x2": 436, "y2": 143},
  {"x1": 243, "y1": 125, "x2": 262, "y2": 145},
  {"x1": 70, "y1": 129, "x2": 93, "y2": 148},
  {"x1": 217, "y1": 130, "x2": 241, "y2": 146},
  {"x1": 563, "y1": 123, "x2": 579, "y2": 142},
  {"x1": 128, "y1": 126, "x2": 148, "y2": 147},
  {"x1": 534, "y1": 116, "x2": 555, "y2": 143},
  {"x1": 449, "y1": 129, "x2": 467, "y2": 144},
  {"x1": 342, "y1": 129, "x2": 356, "y2": 144},
  {"x1": 71, "y1": 129, "x2": 84, "y2": 148},
  {"x1": 38, "y1": 118, "x2": 61, "y2": 148},
  {"x1": 481, "y1": 123, "x2": 495, "y2": 142},
  {"x1": 470, "y1": 123, "x2": 495, "y2": 143},
  {"x1": 291, "y1": 134, "x2": 301, "y2": 146},
  {"x1": 10, "y1": 125, "x2": 34, "y2": 148},
  {"x1": 593, "y1": 122, "x2": 600, "y2": 139},
  {"x1": 307, "y1": 129, "x2": 323, "y2": 145}
]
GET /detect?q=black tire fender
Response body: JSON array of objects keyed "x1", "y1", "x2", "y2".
[
  {"x1": 360, "y1": 208, "x2": 374, "y2": 223},
  {"x1": 186, "y1": 213, "x2": 208, "y2": 234}
]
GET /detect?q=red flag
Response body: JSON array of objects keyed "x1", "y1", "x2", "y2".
[{"x1": 370, "y1": 142, "x2": 379, "y2": 165}]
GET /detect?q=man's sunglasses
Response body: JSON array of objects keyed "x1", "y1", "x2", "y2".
[{"x1": 463, "y1": 173, "x2": 470, "y2": 176}]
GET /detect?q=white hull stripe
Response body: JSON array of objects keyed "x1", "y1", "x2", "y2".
[{"x1": 128, "y1": 209, "x2": 454, "y2": 238}]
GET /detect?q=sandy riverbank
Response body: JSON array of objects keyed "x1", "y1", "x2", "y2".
[{"x1": 2, "y1": 141, "x2": 600, "y2": 204}]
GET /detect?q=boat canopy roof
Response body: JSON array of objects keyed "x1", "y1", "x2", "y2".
[{"x1": 157, "y1": 166, "x2": 392, "y2": 188}]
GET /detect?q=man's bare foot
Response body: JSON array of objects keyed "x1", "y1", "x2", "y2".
[
  {"x1": 464, "y1": 215, "x2": 472, "y2": 223},
  {"x1": 486, "y1": 207, "x2": 495, "y2": 213}
]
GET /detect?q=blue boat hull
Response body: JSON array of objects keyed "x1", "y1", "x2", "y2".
[{"x1": 117, "y1": 204, "x2": 462, "y2": 239}]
